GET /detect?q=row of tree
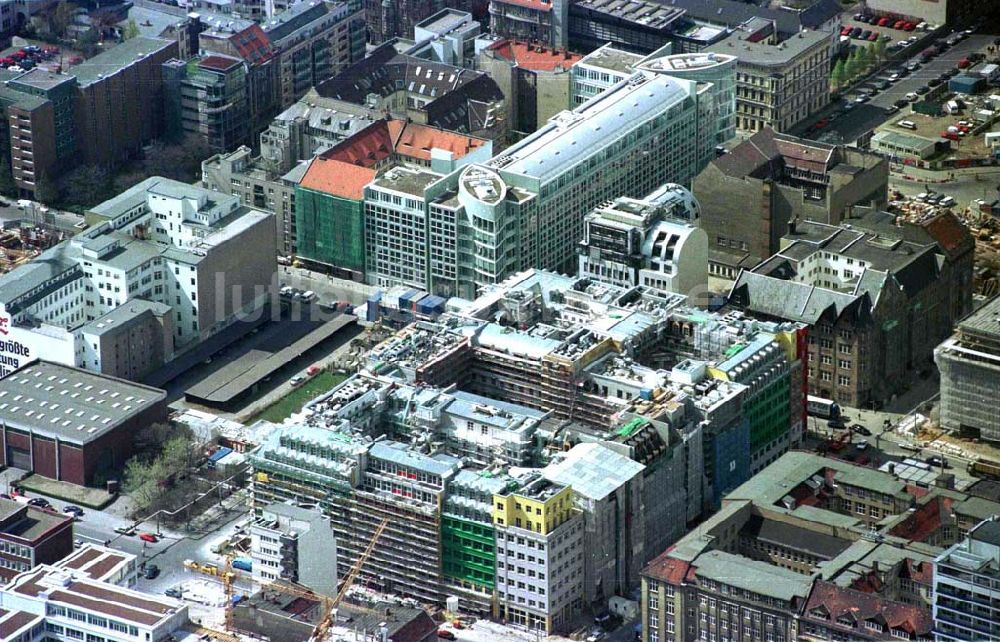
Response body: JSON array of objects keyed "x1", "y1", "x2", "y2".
[
  {"x1": 23, "y1": 135, "x2": 212, "y2": 211},
  {"x1": 830, "y1": 39, "x2": 888, "y2": 91}
]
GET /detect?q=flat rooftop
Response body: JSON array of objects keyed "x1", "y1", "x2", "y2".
[
  {"x1": 370, "y1": 167, "x2": 442, "y2": 197},
  {"x1": 488, "y1": 71, "x2": 694, "y2": 181},
  {"x1": 57, "y1": 544, "x2": 135, "y2": 582},
  {"x1": 7, "y1": 565, "x2": 183, "y2": 627},
  {"x1": 958, "y1": 295, "x2": 1000, "y2": 339},
  {"x1": 0, "y1": 361, "x2": 166, "y2": 445},
  {"x1": 0, "y1": 499, "x2": 72, "y2": 541},
  {"x1": 573, "y1": 0, "x2": 687, "y2": 31},
  {"x1": 578, "y1": 44, "x2": 643, "y2": 75},
  {"x1": 72, "y1": 37, "x2": 174, "y2": 87},
  {"x1": 415, "y1": 8, "x2": 477, "y2": 35},
  {"x1": 707, "y1": 28, "x2": 828, "y2": 66}
]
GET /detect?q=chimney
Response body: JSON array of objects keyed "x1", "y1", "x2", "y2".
[{"x1": 789, "y1": 216, "x2": 799, "y2": 235}]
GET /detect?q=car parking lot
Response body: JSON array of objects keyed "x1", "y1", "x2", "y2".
[{"x1": 798, "y1": 32, "x2": 995, "y2": 144}]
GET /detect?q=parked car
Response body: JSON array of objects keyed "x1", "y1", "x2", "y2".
[
  {"x1": 944, "y1": 68, "x2": 959, "y2": 78},
  {"x1": 868, "y1": 31, "x2": 879, "y2": 41},
  {"x1": 851, "y1": 424, "x2": 873, "y2": 436},
  {"x1": 916, "y1": 85, "x2": 930, "y2": 94},
  {"x1": 894, "y1": 98, "x2": 910, "y2": 108},
  {"x1": 62, "y1": 505, "x2": 84, "y2": 517},
  {"x1": 114, "y1": 526, "x2": 136, "y2": 536},
  {"x1": 850, "y1": 27, "x2": 863, "y2": 38},
  {"x1": 290, "y1": 375, "x2": 305, "y2": 386},
  {"x1": 437, "y1": 631, "x2": 456, "y2": 641},
  {"x1": 884, "y1": 105, "x2": 899, "y2": 114},
  {"x1": 74, "y1": 539, "x2": 84, "y2": 548},
  {"x1": 928, "y1": 77, "x2": 942, "y2": 87},
  {"x1": 905, "y1": 91, "x2": 919, "y2": 101},
  {"x1": 893, "y1": 20, "x2": 906, "y2": 29},
  {"x1": 165, "y1": 587, "x2": 183, "y2": 598},
  {"x1": 925, "y1": 455, "x2": 951, "y2": 468},
  {"x1": 27, "y1": 498, "x2": 50, "y2": 508},
  {"x1": 145, "y1": 564, "x2": 160, "y2": 579},
  {"x1": 139, "y1": 533, "x2": 158, "y2": 543},
  {"x1": 841, "y1": 26, "x2": 853, "y2": 36},
  {"x1": 860, "y1": 29, "x2": 872, "y2": 40}
]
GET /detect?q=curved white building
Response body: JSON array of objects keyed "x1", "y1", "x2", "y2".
[
  {"x1": 639, "y1": 51, "x2": 737, "y2": 144},
  {"x1": 578, "y1": 184, "x2": 708, "y2": 296}
]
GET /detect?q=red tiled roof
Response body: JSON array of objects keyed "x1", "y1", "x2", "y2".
[
  {"x1": 322, "y1": 118, "x2": 490, "y2": 166},
  {"x1": 323, "y1": 120, "x2": 395, "y2": 168},
  {"x1": 228, "y1": 25, "x2": 275, "y2": 65},
  {"x1": 487, "y1": 39, "x2": 583, "y2": 71},
  {"x1": 850, "y1": 569, "x2": 884, "y2": 594},
  {"x1": 922, "y1": 211, "x2": 972, "y2": 255},
  {"x1": 642, "y1": 549, "x2": 691, "y2": 586},
  {"x1": 802, "y1": 580, "x2": 932, "y2": 640},
  {"x1": 199, "y1": 55, "x2": 242, "y2": 72},
  {"x1": 889, "y1": 497, "x2": 950, "y2": 543},
  {"x1": 300, "y1": 158, "x2": 376, "y2": 200},
  {"x1": 492, "y1": 0, "x2": 552, "y2": 12},
  {"x1": 0, "y1": 610, "x2": 40, "y2": 638},
  {"x1": 901, "y1": 558, "x2": 933, "y2": 585},
  {"x1": 388, "y1": 119, "x2": 489, "y2": 162}
]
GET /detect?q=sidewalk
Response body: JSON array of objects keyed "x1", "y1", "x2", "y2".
[{"x1": 890, "y1": 164, "x2": 1000, "y2": 183}]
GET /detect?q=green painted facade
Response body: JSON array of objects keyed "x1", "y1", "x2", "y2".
[
  {"x1": 441, "y1": 515, "x2": 496, "y2": 589},
  {"x1": 294, "y1": 185, "x2": 365, "y2": 272},
  {"x1": 746, "y1": 374, "x2": 791, "y2": 453}
]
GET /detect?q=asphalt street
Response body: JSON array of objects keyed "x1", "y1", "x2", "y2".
[
  {"x1": 795, "y1": 33, "x2": 995, "y2": 144},
  {"x1": 891, "y1": 169, "x2": 1000, "y2": 205}
]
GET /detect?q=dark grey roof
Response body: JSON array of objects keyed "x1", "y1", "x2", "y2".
[
  {"x1": 713, "y1": 128, "x2": 781, "y2": 178},
  {"x1": 0, "y1": 244, "x2": 82, "y2": 315},
  {"x1": 262, "y1": 1, "x2": 328, "y2": 44},
  {"x1": 729, "y1": 270, "x2": 871, "y2": 325},
  {"x1": 79, "y1": 300, "x2": 172, "y2": 337},
  {"x1": 958, "y1": 295, "x2": 1000, "y2": 339},
  {"x1": 315, "y1": 43, "x2": 503, "y2": 132},
  {"x1": 0, "y1": 361, "x2": 165, "y2": 445},
  {"x1": 670, "y1": 0, "x2": 840, "y2": 35},
  {"x1": 72, "y1": 37, "x2": 175, "y2": 87},
  {"x1": 972, "y1": 519, "x2": 1000, "y2": 547},
  {"x1": 741, "y1": 514, "x2": 852, "y2": 559}
]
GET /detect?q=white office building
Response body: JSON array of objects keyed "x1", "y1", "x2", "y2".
[
  {"x1": 364, "y1": 51, "x2": 731, "y2": 299},
  {"x1": 0, "y1": 177, "x2": 276, "y2": 381},
  {"x1": 250, "y1": 502, "x2": 338, "y2": 596},
  {"x1": 494, "y1": 475, "x2": 585, "y2": 634},
  {"x1": 933, "y1": 517, "x2": 1000, "y2": 642},
  {"x1": 0, "y1": 562, "x2": 188, "y2": 642},
  {"x1": 578, "y1": 184, "x2": 708, "y2": 296}
]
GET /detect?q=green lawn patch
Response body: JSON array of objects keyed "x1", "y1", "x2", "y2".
[{"x1": 250, "y1": 371, "x2": 348, "y2": 424}]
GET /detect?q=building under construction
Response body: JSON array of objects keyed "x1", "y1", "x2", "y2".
[
  {"x1": 0, "y1": 223, "x2": 65, "y2": 275},
  {"x1": 935, "y1": 295, "x2": 1000, "y2": 442},
  {"x1": 248, "y1": 269, "x2": 808, "y2": 631}
]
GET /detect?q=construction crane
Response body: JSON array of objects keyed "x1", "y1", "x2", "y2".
[
  {"x1": 217, "y1": 517, "x2": 388, "y2": 641},
  {"x1": 223, "y1": 555, "x2": 235, "y2": 633},
  {"x1": 310, "y1": 516, "x2": 390, "y2": 642}
]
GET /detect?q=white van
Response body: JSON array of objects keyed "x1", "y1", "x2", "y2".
[
  {"x1": 301, "y1": 290, "x2": 317, "y2": 302},
  {"x1": 896, "y1": 120, "x2": 917, "y2": 130}
]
